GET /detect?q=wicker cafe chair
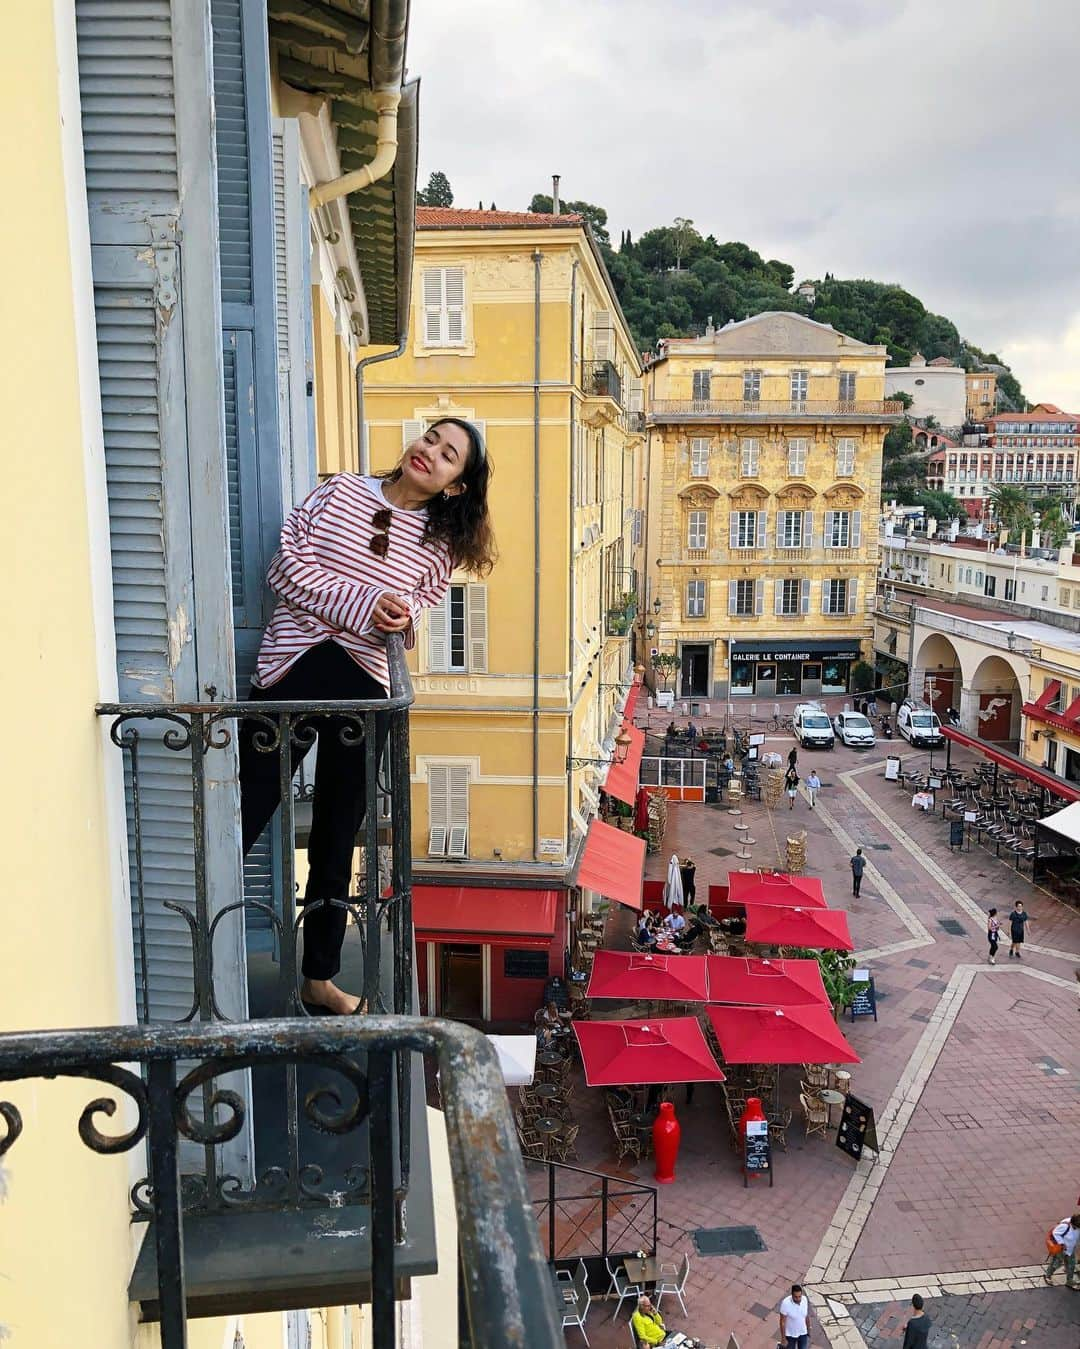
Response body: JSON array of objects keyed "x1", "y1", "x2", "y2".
[
  {"x1": 802, "y1": 1063, "x2": 829, "y2": 1091},
  {"x1": 768, "y1": 1106, "x2": 792, "y2": 1152},
  {"x1": 800, "y1": 1091, "x2": 829, "y2": 1140},
  {"x1": 552, "y1": 1122, "x2": 580, "y2": 1162}
]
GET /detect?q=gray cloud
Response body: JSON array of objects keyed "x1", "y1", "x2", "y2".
[{"x1": 409, "y1": 0, "x2": 1080, "y2": 405}]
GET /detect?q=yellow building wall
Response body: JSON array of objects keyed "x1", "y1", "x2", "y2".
[
  {"x1": 313, "y1": 285, "x2": 359, "y2": 476},
  {"x1": 0, "y1": 4, "x2": 137, "y2": 1344},
  {"x1": 364, "y1": 228, "x2": 642, "y2": 864}
]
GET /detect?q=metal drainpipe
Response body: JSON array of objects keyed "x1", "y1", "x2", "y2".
[
  {"x1": 532, "y1": 249, "x2": 543, "y2": 861},
  {"x1": 355, "y1": 340, "x2": 405, "y2": 474},
  {"x1": 567, "y1": 259, "x2": 580, "y2": 854}
]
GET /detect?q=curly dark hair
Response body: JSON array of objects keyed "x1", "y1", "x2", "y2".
[{"x1": 388, "y1": 418, "x2": 497, "y2": 575}]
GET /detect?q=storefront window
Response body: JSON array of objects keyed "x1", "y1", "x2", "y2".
[
  {"x1": 731, "y1": 660, "x2": 754, "y2": 692},
  {"x1": 821, "y1": 660, "x2": 850, "y2": 694},
  {"x1": 777, "y1": 661, "x2": 800, "y2": 694}
]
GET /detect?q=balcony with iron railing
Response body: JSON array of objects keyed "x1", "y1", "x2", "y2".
[
  {"x1": 649, "y1": 398, "x2": 904, "y2": 423},
  {"x1": 0, "y1": 636, "x2": 560, "y2": 1345},
  {"x1": 582, "y1": 359, "x2": 623, "y2": 408}
]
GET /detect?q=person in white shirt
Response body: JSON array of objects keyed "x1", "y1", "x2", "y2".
[
  {"x1": 778, "y1": 1283, "x2": 810, "y2": 1349},
  {"x1": 805, "y1": 770, "x2": 821, "y2": 808},
  {"x1": 665, "y1": 909, "x2": 687, "y2": 937},
  {"x1": 1044, "y1": 1213, "x2": 1080, "y2": 1288}
]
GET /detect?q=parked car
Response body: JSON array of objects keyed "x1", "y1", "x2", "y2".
[
  {"x1": 833, "y1": 710, "x2": 876, "y2": 748},
  {"x1": 793, "y1": 702, "x2": 836, "y2": 749},
  {"x1": 897, "y1": 698, "x2": 945, "y2": 747}
]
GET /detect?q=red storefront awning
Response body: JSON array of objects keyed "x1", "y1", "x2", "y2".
[
  {"x1": 604, "y1": 724, "x2": 645, "y2": 805},
  {"x1": 577, "y1": 818, "x2": 645, "y2": 911},
  {"x1": 942, "y1": 725, "x2": 1080, "y2": 803},
  {"x1": 624, "y1": 678, "x2": 643, "y2": 721},
  {"x1": 412, "y1": 886, "x2": 559, "y2": 938},
  {"x1": 705, "y1": 1003, "x2": 860, "y2": 1065},
  {"x1": 1022, "y1": 680, "x2": 1080, "y2": 738}
]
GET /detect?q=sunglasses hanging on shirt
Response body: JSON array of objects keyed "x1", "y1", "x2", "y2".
[{"x1": 369, "y1": 508, "x2": 392, "y2": 558}]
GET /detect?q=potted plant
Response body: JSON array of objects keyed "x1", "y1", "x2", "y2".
[
  {"x1": 651, "y1": 652, "x2": 679, "y2": 691},
  {"x1": 606, "y1": 607, "x2": 629, "y2": 636},
  {"x1": 787, "y1": 947, "x2": 868, "y2": 1020}
]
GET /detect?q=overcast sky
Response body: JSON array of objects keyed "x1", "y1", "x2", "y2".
[{"x1": 408, "y1": 0, "x2": 1080, "y2": 408}]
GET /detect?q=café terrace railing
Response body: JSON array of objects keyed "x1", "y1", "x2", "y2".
[{"x1": 0, "y1": 634, "x2": 564, "y2": 1344}]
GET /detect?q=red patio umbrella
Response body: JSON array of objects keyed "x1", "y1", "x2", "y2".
[
  {"x1": 727, "y1": 871, "x2": 827, "y2": 909},
  {"x1": 587, "y1": 951, "x2": 709, "y2": 1003},
  {"x1": 574, "y1": 1017, "x2": 727, "y2": 1087},
  {"x1": 741, "y1": 904, "x2": 853, "y2": 952},
  {"x1": 705, "y1": 955, "x2": 830, "y2": 1008},
  {"x1": 705, "y1": 1003, "x2": 861, "y2": 1065}
]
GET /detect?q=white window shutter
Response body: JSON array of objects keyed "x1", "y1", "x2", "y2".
[
  {"x1": 824, "y1": 510, "x2": 835, "y2": 547},
  {"x1": 729, "y1": 512, "x2": 739, "y2": 549},
  {"x1": 467, "y1": 583, "x2": 488, "y2": 672},
  {"x1": 852, "y1": 510, "x2": 863, "y2": 547},
  {"x1": 848, "y1": 578, "x2": 859, "y2": 614},
  {"x1": 427, "y1": 592, "x2": 449, "y2": 671},
  {"x1": 822, "y1": 585, "x2": 830, "y2": 615},
  {"x1": 444, "y1": 266, "x2": 465, "y2": 344},
  {"x1": 800, "y1": 578, "x2": 811, "y2": 614},
  {"x1": 803, "y1": 510, "x2": 814, "y2": 547},
  {"x1": 449, "y1": 766, "x2": 470, "y2": 830},
  {"x1": 774, "y1": 579, "x2": 784, "y2": 615},
  {"x1": 422, "y1": 268, "x2": 443, "y2": 344},
  {"x1": 593, "y1": 309, "x2": 613, "y2": 360},
  {"x1": 728, "y1": 580, "x2": 738, "y2": 615},
  {"x1": 756, "y1": 513, "x2": 767, "y2": 549},
  {"x1": 428, "y1": 765, "x2": 449, "y2": 832},
  {"x1": 753, "y1": 579, "x2": 764, "y2": 615},
  {"x1": 402, "y1": 418, "x2": 425, "y2": 450}
]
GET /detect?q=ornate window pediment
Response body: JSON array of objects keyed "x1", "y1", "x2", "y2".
[
  {"x1": 823, "y1": 482, "x2": 865, "y2": 505},
  {"x1": 776, "y1": 483, "x2": 817, "y2": 506},
  {"x1": 727, "y1": 483, "x2": 769, "y2": 504},
  {"x1": 677, "y1": 484, "x2": 721, "y2": 505}
]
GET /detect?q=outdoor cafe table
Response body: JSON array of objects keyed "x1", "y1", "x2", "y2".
[
  {"x1": 534, "y1": 1115, "x2": 564, "y2": 1158},
  {"x1": 533, "y1": 1082, "x2": 562, "y2": 1103},
  {"x1": 536, "y1": 1050, "x2": 565, "y2": 1073},
  {"x1": 622, "y1": 1254, "x2": 658, "y2": 1287}
]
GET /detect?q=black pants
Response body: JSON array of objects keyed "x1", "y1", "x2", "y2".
[
  {"x1": 239, "y1": 642, "x2": 389, "y2": 981},
  {"x1": 852, "y1": 872, "x2": 862, "y2": 897}
]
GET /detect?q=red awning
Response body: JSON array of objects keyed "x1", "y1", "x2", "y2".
[
  {"x1": 574, "y1": 1017, "x2": 726, "y2": 1086},
  {"x1": 587, "y1": 951, "x2": 709, "y2": 1002},
  {"x1": 705, "y1": 955, "x2": 830, "y2": 1008},
  {"x1": 624, "y1": 679, "x2": 643, "y2": 721},
  {"x1": 705, "y1": 1003, "x2": 860, "y2": 1065},
  {"x1": 577, "y1": 818, "x2": 645, "y2": 911},
  {"x1": 726, "y1": 871, "x2": 828, "y2": 909},
  {"x1": 1033, "y1": 679, "x2": 1062, "y2": 710},
  {"x1": 604, "y1": 724, "x2": 646, "y2": 806},
  {"x1": 942, "y1": 725, "x2": 1080, "y2": 803},
  {"x1": 742, "y1": 904, "x2": 854, "y2": 952},
  {"x1": 412, "y1": 886, "x2": 559, "y2": 937}
]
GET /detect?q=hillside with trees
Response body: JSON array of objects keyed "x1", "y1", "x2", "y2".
[{"x1": 525, "y1": 197, "x2": 1026, "y2": 412}]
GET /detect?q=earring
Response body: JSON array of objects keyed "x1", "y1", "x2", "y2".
[{"x1": 442, "y1": 490, "x2": 450, "y2": 500}]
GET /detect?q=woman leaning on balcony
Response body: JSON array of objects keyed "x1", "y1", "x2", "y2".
[{"x1": 239, "y1": 419, "x2": 496, "y2": 1014}]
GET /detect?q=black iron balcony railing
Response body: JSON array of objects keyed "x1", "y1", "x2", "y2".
[
  {"x1": 648, "y1": 398, "x2": 904, "y2": 421},
  {"x1": 0, "y1": 1017, "x2": 563, "y2": 1348},
  {"x1": 584, "y1": 358, "x2": 623, "y2": 407}
]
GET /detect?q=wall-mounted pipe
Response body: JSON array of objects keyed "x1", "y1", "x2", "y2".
[
  {"x1": 310, "y1": 88, "x2": 401, "y2": 208},
  {"x1": 532, "y1": 249, "x2": 543, "y2": 861}
]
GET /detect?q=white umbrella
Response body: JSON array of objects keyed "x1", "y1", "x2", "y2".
[
  {"x1": 486, "y1": 1034, "x2": 537, "y2": 1086},
  {"x1": 663, "y1": 853, "x2": 684, "y2": 909}
]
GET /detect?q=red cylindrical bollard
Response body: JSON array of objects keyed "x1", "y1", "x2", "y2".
[{"x1": 652, "y1": 1100, "x2": 681, "y2": 1184}]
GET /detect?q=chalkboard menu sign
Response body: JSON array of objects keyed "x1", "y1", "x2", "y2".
[
  {"x1": 849, "y1": 974, "x2": 877, "y2": 1022},
  {"x1": 743, "y1": 1119, "x2": 773, "y2": 1187},
  {"x1": 949, "y1": 819, "x2": 965, "y2": 850},
  {"x1": 836, "y1": 1095, "x2": 879, "y2": 1161},
  {"x1": 884, "y1": 755, "x2": 901, "y2": 782}
]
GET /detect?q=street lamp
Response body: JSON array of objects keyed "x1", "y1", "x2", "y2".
[{"x1": 567, "y1": 726, "x2": 634, "y2": 770}]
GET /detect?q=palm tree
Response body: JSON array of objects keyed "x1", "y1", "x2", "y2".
[{"x1": 987, "y1": 484, "x2": 1030, "y2": 534}]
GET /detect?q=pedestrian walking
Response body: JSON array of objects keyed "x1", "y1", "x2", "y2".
[
  {"x1": 679, "y1": 855, "x2": 697, "y2": 905},
  {"x1": 805, "y1": 769, "x2": 821, "y2": 808},
  {"x1": 850, "y1": 847, "x2": 866, "y2": 897},
  {"x1": 901, "y1": 1294, "x2": 932, "y2": 1348},
  {"x1": 239, "y1": 419, "x2": 495, "y2": 1014},
  {"x1": 1044, "y1": 1213, "x2": 1080, "y2": 1289},
  {"x1": 778, "y1": 1283, "x2": 810, "y2": 1349},
  {"x1": 785, "y1": 765, "x2": 800, "y2": 809},
  {"x1": 788, "y1": 746, "x2": 799, "y2": 771},
  {"x1": 987, "y1": 907, "x2": 1001, "y2": 964},
  {"x1": 1008, "y1": 899, "x2": 1030, "y2": 958}
]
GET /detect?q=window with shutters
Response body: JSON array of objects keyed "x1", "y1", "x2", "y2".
[
  {"x1": 421, "y1": 266, "x2": 466, "y2": 347},
  {"x1": 790, "y1": 370, "x2": 809, "y2": 406},
  {"x1": 731, "y1": 580, "x2": 755, "y2": 615},
  {"x1": 742, "y1": 369, "x2": 761, "y2": 403},
  {"x1": 427, "y1": 583, "x2": 488, "y2": 673},
  {"x1": 740, "y1": 438, "x2": 760, "y2": 476},
  {"x1": 838, "y1": 371, "x2": 856, "y2": 403},
  {"x1": 686, "y1": 579, "x2": 706, "y2": 618},
  {"x1": 687, "y1": 510, "x2": 708, "y2": 551},
  {"x1": 836, "y1": 438, "x2": 857, "y2": 475},
  {"x1": 777, "y1": 579, "x2": 801, "y2": 615},
  {"x1": 823, "y1": 578, "x2": 848, "y2": 614},
  {"x1": 827, "y1": 511, "x2": 851, "y2": 547},
  {"x1": 787, "y1": 438, "x2": 808, "y2": 476},
  {"x1": 778, "y1": 510, "x2": 804, "y2": 549},
  {"x1": 732, "y1": 510, "x2": 758, "y2": 549},
  {"x1": 690, "y1": 438, "x2": 710, "y2": 477},
  {"x1": 692, "y1": 369, "x2": 712, "y2": 400},
  {"x1": 427, "y1": 764, "x2": 470, "y2": 857}
]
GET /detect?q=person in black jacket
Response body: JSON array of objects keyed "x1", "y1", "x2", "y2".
[
  {"x1": 679, "y1": 856, "x2": 697, "y2": 905},
  {"x1": 901, "y1": 1294, "x2": 931, "y2": 1349}
]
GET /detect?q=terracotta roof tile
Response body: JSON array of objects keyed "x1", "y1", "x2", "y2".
[{"x1": 416, "y1": 207, "x2": 585, "y2": 229}]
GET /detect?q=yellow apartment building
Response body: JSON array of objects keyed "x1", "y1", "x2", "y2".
[
  {"x1": 363, "y1": 207, "x2": 644, "y2": 1023},
  {"x1": 966, "y1": 369, "x2": 998, "y2": 424},
  {"x1": 0, "y1": 3, "x2": 563, "y2": 1346},
  {"x1": 645, "y1": 313, "x2": 901, "y2": 700}
]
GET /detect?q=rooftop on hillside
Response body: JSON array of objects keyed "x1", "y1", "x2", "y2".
[{"x1": 416, "y1": 207, "x2": 584, "y2": 229}]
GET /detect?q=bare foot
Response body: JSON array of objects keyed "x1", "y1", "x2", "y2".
[{"x1": 301, "y1": 978, "x2": 366, "y2": 1015}]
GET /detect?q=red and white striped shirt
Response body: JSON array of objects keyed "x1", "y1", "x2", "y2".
[{"x1": 254, "y1": 474, "x2": 453, "y2": 692}]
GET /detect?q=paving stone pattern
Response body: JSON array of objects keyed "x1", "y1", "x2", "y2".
[{"x1": 850, "y1": 1287, "x2": 1080, "y2": 1347}]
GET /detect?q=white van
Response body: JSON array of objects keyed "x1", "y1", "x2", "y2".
[
  {"x1": 793, "y1": 702, "x2": 836, "y2": 749},
  {"x1": 897, "y1": 698, "x2": 944, "y2": 747}
]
